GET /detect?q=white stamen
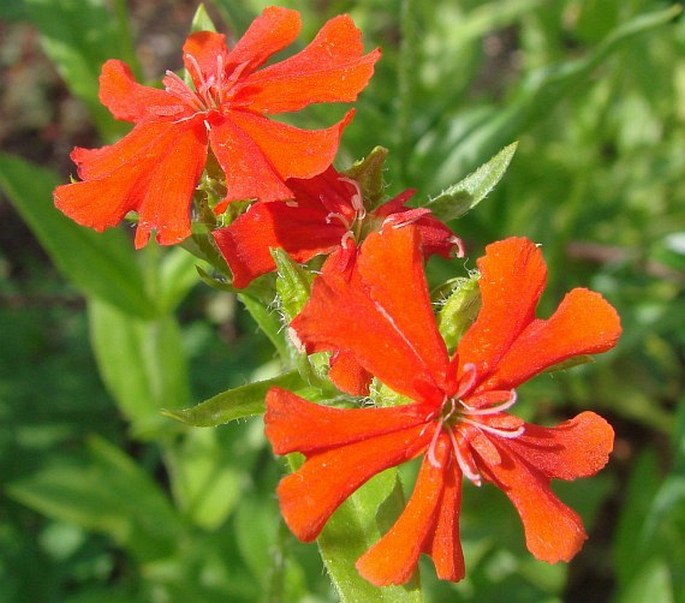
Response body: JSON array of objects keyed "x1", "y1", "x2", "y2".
[
  {"x1": 448, "y1": 428, "x2": 482, "y2": 486},
  {"x1": 325, "y1": 212, "x2": 352, "y2": 230},
  {"x1": 460, "y1": 418, "x2": 525, "y2": 439},
  {"x1": 338, "y1": 176, "x2": 366, "y2": 220},
  {"x1": 450, "y1": 236, "x2": 466, "y2": 258},
  {"x1": 460, "y1": 390, "x2": 518, "y2": 416}
]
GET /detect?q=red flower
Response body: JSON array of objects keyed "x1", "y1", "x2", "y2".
[
  {"x1": 213, "y1": 165, "x2": 463, "y2": 288},
  {"x1": 265, "y1": 226, "x2": 621, "y2": 585},
  {"x1": 53, "y1": 7, "x2": 380, "y2": 248}
]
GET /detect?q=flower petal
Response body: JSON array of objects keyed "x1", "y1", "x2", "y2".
[
  {"x1": 292, "y1": 227, "x2": 449, "y2": 402},
  {"x1": 208, "y1": 115, "x2": 292, "y2": 203},
  {"x1": 277, "y1": 424, "x2": 431, "y2": 542},
  {"x1": 265, "y1": 387, "x2": 429, "y2": 455},
  {"x1": 235, "y1": 14, "x2": 380, "y2": 114},
  {"x1": 483, "y1": 288, "x2": 622, "y2": 391},
  {"x1": 479, "y1": 440, "x2": 588, "y2": 563},
  {"x1": 457, "y1": 237, "x2": 547, "y2": 386},
  {"x1": 99, "y1": 59, "x2": 187, "y2": 122},
  {"x1": 507, "y1": 412, "x2": 614, "y2": 481},
  {"x1": 209, "y1": 110, "x2": 352, "y2": 205},
  {"x1": 328, "y1": 349, "x2": 373, "y2": 396},
  {"x1": 54, "y1": 120, "x2": 206, "y2": 247},
  {"x1": 356, "y1": 435, "x2": 450, "y2": 586},
  {"x1": 228, "y1": 109, "x2": 354, "y2": 181},
  {"x1": 224, "y1": 6, "x2": 301, "y2": 74},
  {"x1": 357, "y1": 225, "x2": 453, "y2": 392},
  {"x1": 213, "y1": 199, "x2": 344, "y2": 288},
  {"x1": 70, "y1": 120, "x2": 189, "y2": 181},
  {"x1": 286, "y1": 166, "x2": 358, "y2": 223},
  {"x1": 133, "y1": 123, "x2": 208, "y2": 247},
  {"x1": 423, "y1": 456, "x2": 465, "y2": 582},
  {"x1": 182, "y1": 31, "x2": 233, "y2": 94}
]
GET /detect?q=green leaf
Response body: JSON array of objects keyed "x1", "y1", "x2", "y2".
[
  {"x1": 0, "y1": 153, "x2": 156, "y2": 318},
  {"x1": 22, "y1": 0, "x2": 132, "y2": 139},
  {"x1": 436, "y1": 274, "x2": 481, "y2": 350},
  {"x1": 7, "y1": 436, "x2": 182, "y2": 563},
  {"x1": 618, "y1": 558, "x2": 674, "y2": 603},
  {"x1": 317, "y1": 468, "x2": 422, "y2": 602},
  {"x1": 426, "y1": 142, "x2": 517, "y2": 221},
  {"x1": 417, "y1": 5, "x2": 681, "y2": 189},
  {"x1": 164, "y1": 370, "x2": 308, "y2": 427},
  {"x1": 190, "y1": 3, "x2": 218, "y2": 33},
  {"x1": 89, "y1": 298, "x2": 190, "y2": 438},
  {"x1": 157, "y1": 247, "x2": 205, "y2": 313},
  {"x1": 166, "y1": 428, "x2": 254, "y2": 530},
  {"x1": 272, "y1": 248, "x2": 314, "y2": 323}
]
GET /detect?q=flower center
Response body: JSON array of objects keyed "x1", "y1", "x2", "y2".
[
  {"x1": 426, "y1": 363, "x2": 524, "y2": 486},
  {"x1": 164, "y1": 54, "x2": 250, "y2": 114},
  {"x1": 324, "y1": 176, "x2": 367, "y2": 242}
]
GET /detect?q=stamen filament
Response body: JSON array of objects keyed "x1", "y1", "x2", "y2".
[
  {"x1": 448, "y1": 428, "x2": 482, "y2": 486},
  {"x1": 460, "y1": 390, "x2": 517, "y2": 416},
  {"x1": 460, "y1": 418, "x2": 525, "y2": 439}
]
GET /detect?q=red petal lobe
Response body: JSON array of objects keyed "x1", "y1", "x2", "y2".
[
  {"x1": 480, "y1": 440, "x2": 588, "y2": 563},
  {"x1": 507, "y1": 412, "x2": 614, "y2": 480},
  {"x1": 356, "y1": 435, "x2": 449, "y2": 586},
  {"x1": 277, "y1": 425, "x2": 431, "y2": 542},
  {"x1": 99, "y1": 59, "x2": 187, "y2": 122},
  {"x1": 213, "y1": 199, "x2": 344, "y2": 288},
  {"x1": 225, "y1": 6, "x2": 301, "y2": 74},
  {"x1": 265, "y1": 387, "x2": 429, "y2": 455},
  {"x1": 237, "y1": 14, "x2": 380, "y2": 114},
  {"x1": 483, "y1": 288, "x2": 622, "y2": 390},
  {"x1": 457, "y1": 237, "x2": 546, "y2": 385}
]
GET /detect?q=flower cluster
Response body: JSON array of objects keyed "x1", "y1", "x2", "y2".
[{"x1": 53, "y1": 5, "x2": 621, "y2": 588}]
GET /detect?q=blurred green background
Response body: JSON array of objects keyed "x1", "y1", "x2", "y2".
[{"x1": 1, "y1": 0, "x2": 684, "y2": 601}]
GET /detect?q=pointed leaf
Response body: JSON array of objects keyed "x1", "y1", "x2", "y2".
[
  {"x1": 7, "y1": 436, "x2": 182, "y2": 563},
  {"x1": 190, "y1": 3, "x2": 218, "y2": 33},
  {"x1": 89, "y1": 298, "x2": 190, "y2": 438},
  {"x1": 23, "y1": 0, "x2": 132, "y2": 138},
  {"x1": 426, "y1": 142, "x2": 517, "y2": 221},
  {"x1": 164, "y1": 370, "x2": 309, "y2": 427},
  {"x1": 0, "y1": 153, "x2": 156, "y2": 318}
]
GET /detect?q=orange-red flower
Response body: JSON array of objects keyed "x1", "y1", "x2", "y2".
[
  {"x1": 213, "y1": 165, "x2": 463, "y2": 288},
  {"x1": 265, "y1": 226, "x2": 621, "y2": 586},
  {"x1": 53, "y1": 7, "x2": 380, "y2": 248}
]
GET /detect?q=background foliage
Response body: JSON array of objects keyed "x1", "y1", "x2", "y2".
[{"x1": 1, "y1": 0, "x2": 684, "y2": 601}]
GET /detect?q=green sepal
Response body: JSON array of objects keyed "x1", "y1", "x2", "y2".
[
  {"x1": 343, "y1": 146, "x2": 389, "y2": 211},
  {"x1": 426, "y1": 142, "x2": 518, "y2": 222},
  {"x1": 272, "y1": 248, "x2": 314, "y2": 322},
  {"x1": 437, "y1": 274, "x2": 481, "y2": 351},
  {"x1": 163, "y1": 370, "x2": 309, "y2": 427},
  {"x1": 190, "y1": 3, "x2": 218, "y2": 33}
]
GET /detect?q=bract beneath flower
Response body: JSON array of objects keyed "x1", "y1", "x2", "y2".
[
  {"x1": 53, "y1": 6, "x2": 380, "y2": 247},
  {"x1": 265, "y1": 227, "x2": 621, "y2": 586}
]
